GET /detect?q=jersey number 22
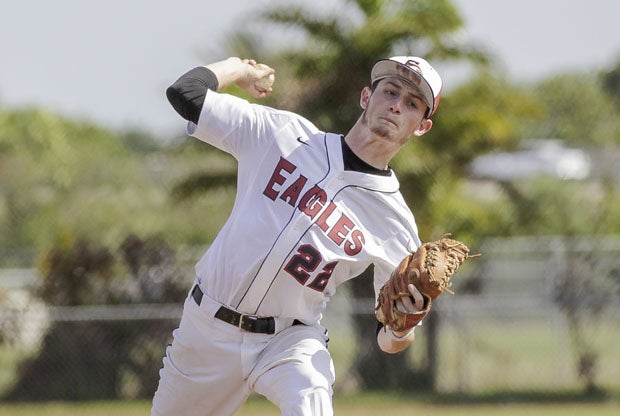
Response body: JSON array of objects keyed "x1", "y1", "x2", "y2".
[{"x1": 284, "y1": 244, "x2": 338, "y2": 293}]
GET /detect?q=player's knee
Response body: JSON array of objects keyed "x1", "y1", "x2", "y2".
[{"x1": 279, "y1": 386, "x2": 333, "y2": 416}]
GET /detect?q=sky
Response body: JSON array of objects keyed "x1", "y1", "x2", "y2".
[{"x1": 1, "y1": 0, "x2": 619, "y2": 138}]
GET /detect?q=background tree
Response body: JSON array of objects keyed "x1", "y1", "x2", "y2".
[
  {"x1": 0, "y1": 105, "x2": 239, "y2": 261},
  {"x1": 600, "y1": 57, "x2": 620, "y2": 113},
  {"x1": 5, "y1": 233, "x2": 187, "y2": 401},
  {"x1": 521, "y1": 73, "x2": 620, "y2": 147},
  {"x1": 459, "y1": 67, "x2": 620, "y2": 392}
]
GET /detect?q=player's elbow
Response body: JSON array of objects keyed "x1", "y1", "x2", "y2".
[{"x1": 166, "y1": 85, "x2": 199, "y2": 123}]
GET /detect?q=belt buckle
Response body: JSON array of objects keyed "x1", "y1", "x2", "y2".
[{"x1": 238, "y1": 314, "x2": 257, "y2": 332}]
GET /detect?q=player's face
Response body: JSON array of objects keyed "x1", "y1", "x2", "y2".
[{"x1": 360, "y1": 77, "x2": 432, "y2": 144}]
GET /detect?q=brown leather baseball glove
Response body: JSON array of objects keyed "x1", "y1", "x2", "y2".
[{"x1": 375, "y1": 236, "x2": 480, "y2": 332}]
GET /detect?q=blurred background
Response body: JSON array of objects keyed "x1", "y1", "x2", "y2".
[{"x1": 1, "y1": 0, "x2": 619, "y2": 412}]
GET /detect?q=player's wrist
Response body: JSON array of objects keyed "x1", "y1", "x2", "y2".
[
  {"x1": 389, "y1": 326, "x2": 415, "y2": 340},
  {"x1": 204, "y1": 57, "x2": 249, "y2": 91}
]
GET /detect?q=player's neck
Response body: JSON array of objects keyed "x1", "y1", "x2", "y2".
[{"x1": 344, "y1": 125, "x2": 400, "y2": 171}]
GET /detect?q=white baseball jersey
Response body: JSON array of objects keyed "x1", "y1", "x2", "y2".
[{"x1": 188, "y1": 90, "x2": 421, "y2": 325}]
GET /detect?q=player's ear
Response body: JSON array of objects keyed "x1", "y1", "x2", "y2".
[
  {"x1": 360, "y1": 86, "x2": 371, "y2": 109},
  {"x1": 413, "y1": 118, "x2": 433, "y2": 137}
]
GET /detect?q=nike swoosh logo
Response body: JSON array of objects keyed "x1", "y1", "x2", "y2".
[{"x1": 296, "y1": 136, "x2": 310, "y2": 146}]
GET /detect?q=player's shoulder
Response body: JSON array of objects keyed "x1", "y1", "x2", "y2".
[
  {"x1": 262, "y1": 106, "x2": 320, "y2": 131},
  {"x1": 208, "y1": 90, "x2": 322, "y2": 134}
]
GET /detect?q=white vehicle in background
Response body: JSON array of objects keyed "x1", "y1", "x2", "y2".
[{"x1": 469, "y1": 139, "x2": 591, "y2": 181}]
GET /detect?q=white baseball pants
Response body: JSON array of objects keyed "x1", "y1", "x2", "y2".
[{"x1": 151, "y1": 287, "x2": 335, "y2": 416}]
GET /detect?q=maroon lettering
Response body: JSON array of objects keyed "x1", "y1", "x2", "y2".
[
  {"x1": 307, "y1": 261, "x2": 338, "y2": 292},
  {"x1": 280, "y1": 175, "x2": 308, "y2": 207},
  {"x1": 344, "y1": 229, "x2": 365, "y2": 256},
  {"x1": 263, "y1": 157, "x2": 296, "y2": 200},
  {"x1": 315, "y1": 201, "x2": 337, "y2": 232},
  {"x1": 285, "y1": 244, "x2": 322, "y2": 285},
  {"x1": 327, "y1": 213, "x2": 354, "y2": 245},
  {"x1": 298, "y1": 185, "x2": 328, "y2": 219},
  {"x1": 263, "y1": 157, "x2": 367, "y2": 257},
  {"x1": 285, "y1": 245, "x2": 338, "y2": 293}
]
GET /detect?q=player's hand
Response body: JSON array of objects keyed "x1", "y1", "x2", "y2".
[
  {"x1": 205, "y1": 57, "x2": 275, "y2": 98},
  {"x1": 394, "y1": 284, "x2": 424, "y2": 314},
  {"x1": 237, "y1": 59, "x2": 275, "y2": 99}
]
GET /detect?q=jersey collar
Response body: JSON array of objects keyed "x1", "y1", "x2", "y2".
[{"x1": 325, "y1": 133, "x2": 401, "y2": 193}]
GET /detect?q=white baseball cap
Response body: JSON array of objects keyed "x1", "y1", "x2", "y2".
[{"x1": 371, "y1": 56, "x2": 443, "y2": 117}]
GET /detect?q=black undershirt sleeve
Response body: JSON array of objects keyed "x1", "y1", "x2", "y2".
[{"x1": 166, "y1": 66, "x2": 219, "y2": 124}]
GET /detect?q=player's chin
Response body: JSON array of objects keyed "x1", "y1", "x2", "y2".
[
  {"x1": 370, "y1": 123, "x2": 395, "y2": 138},
  {"x1": 372, "y1": 125, "x2": 405, "y2": 144}
]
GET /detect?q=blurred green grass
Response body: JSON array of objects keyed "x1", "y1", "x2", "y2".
[{"x1": 0, "y1": 393, "x2": 619, "y2": 416}]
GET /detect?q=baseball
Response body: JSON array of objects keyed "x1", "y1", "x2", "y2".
[{"x1": 255, "y1": 63, "x2": 275, "y2": 90}]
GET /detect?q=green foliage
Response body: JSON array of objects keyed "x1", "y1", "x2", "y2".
[
  {"x1": 1, "y1": 397, "x2": 620, "y2": 416},
  {"x1": 428, "y1": 72, "x2": 542, "y2": 157},
  {"x1": 391, "y1": 72, "x2": 541, "y2": 237},
  {"x1": 256, "y1": 0, "x2": 487, "y2": 134},
  {"x1": 39, "y1": 232, "x2": 115, "y2": 306},
  {"x1": 36, "y1": 232, "x2": 188, "y2": 306},
  {"x1": 5, "y1": 234, "x2": 187, "y2": 401},
  {"x1": 523, "y1": 73, "x2": 620, "y2": 146},
  {"x1": 0, "y1": 108, "x2": 127, "y2": 189},
  {"x1": 119, "y1": 128, "x2": 165, "y2": 153},
  {"x1": 601, "y1": 57, "x2": 620, "y2": 110},
  {"x1": 0, "y1": 107, "x2": 235, "y2": 259}
]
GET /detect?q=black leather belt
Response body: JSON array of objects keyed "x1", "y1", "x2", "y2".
[{"x1": 191, "y1": 285, "x2": 283, "y2": 334}]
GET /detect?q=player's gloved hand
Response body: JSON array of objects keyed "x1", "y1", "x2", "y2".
[
  {"x1": 394, "y1": 284, "x2": 425, "y2": 314},
  {"x1": 375, "y1": 236, "x2": 479, "y2": 333}
]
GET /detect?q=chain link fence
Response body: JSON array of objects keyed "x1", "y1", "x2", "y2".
[{"x1": 1, "y1": 236, "x2": 618, "y2": 401}]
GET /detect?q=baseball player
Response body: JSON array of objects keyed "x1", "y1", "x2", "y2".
[{"x1": 151, "y1": 55, "x2": 443, "y2": 416}]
